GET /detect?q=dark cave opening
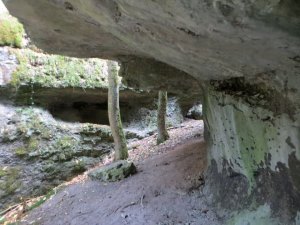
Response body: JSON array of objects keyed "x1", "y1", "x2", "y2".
[
  {"x1": 47, "y1": 99, "x2": 201, "y2": 126},
  {"x1": 49, "y1": 101, "x2": 110, "y2": 125}
]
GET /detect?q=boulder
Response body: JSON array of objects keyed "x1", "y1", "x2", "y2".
[
  {"x1": 186, "y1": 104, "x2": 203, "y2": 120},
  {"x1": 88, "y1": 160, "x2": 136, "y2": 182}
]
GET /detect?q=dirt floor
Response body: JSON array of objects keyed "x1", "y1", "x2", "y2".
[{"x1": 19, "y1": 120, "x2": 222, "y2": 225}]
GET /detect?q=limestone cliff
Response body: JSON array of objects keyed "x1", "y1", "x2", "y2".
[{"x1": 3, "y1": 1, "x2": 300, "y2": 224}]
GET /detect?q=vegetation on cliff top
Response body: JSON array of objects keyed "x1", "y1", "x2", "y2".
[
  {"x1": 0, "y1": 13, "x2": 110, "y2": 89},
  {"x1": 0, "y1": 14, "x2": 24, "y2": 48},
  {"x1": 10, "y1": 48, "x2": 109, "y2": 89}
]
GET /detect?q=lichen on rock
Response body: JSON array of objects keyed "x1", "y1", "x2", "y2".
[
  {"x1": 0, "y1": 105, "x2": 114, "y2": 210},
  {"x1": 203, "y1": 80, "x2": 300, "y2": 224},
  {"x1": 88, "y1": 160, "x2": 137, "y2": 182}
]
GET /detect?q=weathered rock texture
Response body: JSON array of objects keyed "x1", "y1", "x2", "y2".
[
  {"x1": 0, "y1": 45, "x2": 190, "y2": 210},
  {"x1": 0, "y1": 46, "x2": 189, "y2": 130},
  {"x1": 3, "y1": 1, "x2": 300, "y2": 224},
  {"x1": 202, "y1": 80, "x2": 300, "y2": 224},
  {"x1": 88, "y1": 160, "x2": 136, "y2": 182},
  {"x1": 0, "y1": 47, "x2": 17, "y2": 86},
  {"x1": 3, "y1": 1, "x2": 300, "y2": 85},
  {"x1": 0, "y1": 42, "x2": 193, "y2": 210},
  {"x1": 0, "y1": 105, "x2": 113, "y2": 210}
]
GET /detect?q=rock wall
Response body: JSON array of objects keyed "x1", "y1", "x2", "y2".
[
  {"x1": 0, "y1": 47, "x2": 17, "y2": 87},
  {"x1": 0, "y1": 46, "x2": 189, "y2": 128},
  {"x1": 203, "y1": 80, "x2": 300, "y2": 225},
  {"x1": 123, "y1": 96, "x2": 184, "y2": 137},
  {"x1": 0, "y1": 105, "x2": 113, "y2": 210}
]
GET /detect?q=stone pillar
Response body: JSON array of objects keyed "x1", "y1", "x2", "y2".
[{"x1": 202, "y1": 80, "x2": 300, "y2": 225}]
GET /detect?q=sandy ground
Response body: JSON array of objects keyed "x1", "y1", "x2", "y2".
[{"x1": 19, "y1": 120, "x2": 222, "y2": 225}]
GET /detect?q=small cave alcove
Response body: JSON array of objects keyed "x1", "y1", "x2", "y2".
[{"x1": 49, "y1": 101, "x2": 110, "y2": 125}]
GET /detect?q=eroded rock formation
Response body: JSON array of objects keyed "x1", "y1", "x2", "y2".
[
  {"x1": 0, "y1": 105, "x2": 113, "y2": 210},
  {"x1": 3, "y1": 0, "x2": 300, "y2": 224},
  {"x1": 0, "y1": 45, "x2": 191, "y2": 209}
]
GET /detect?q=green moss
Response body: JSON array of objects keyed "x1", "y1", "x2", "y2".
[
  {"x1": 204, "y1": 85, "x2": 296, "y2": 195},
  {"x1": 234, "y1": 110, "x2": 270, "y2": 187},
  {"x1": 9, "y1": 49, "x2": 109, "y2": 88},
  {"x1": 80, "y1": 124, "x2": 112, "y2": 141},
  {"x1": 15, "y1": 146, "x2": 27, "y2": 158},
  {"x1": 89, "y1": 161, "x2": 136, "y2": 182},
  {"x1": 55, "y1": 136, "x2": 76, "y2": 149},
  {"x1": 40, "y1": 136, "x2": 80, "y2": 161},
  {"x1": 27, "y1": 137, "x2": 39, "y2": 151},
  {"x1": 14, "y1": 137, "x2": 40, "y2": 158},
  {"x1": 0, "y1": 16, "x2": 24, "y2": 48},
  {"x1": 14, "y1": 108, "x2": 52, "y2": 140},
  {"x1": 40, "y1": 129, "x2": 52, "y2": 140}
]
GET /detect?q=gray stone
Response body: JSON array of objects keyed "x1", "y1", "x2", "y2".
[
  {"x1": 3, "y1": 1, "x2": 300, "y2": 224},
  {"x1": 3, "y1": 1, "x2": 300, "y2": 96},
  {"x1": 186, "y1": 104, "x2": 202, "y2": 120},
  {"x1": 88, "y1": 160, "x2": 137, "y2": 182},
  {"x1": 0, "y1": 47, "x2": 17, "y2": 86}
]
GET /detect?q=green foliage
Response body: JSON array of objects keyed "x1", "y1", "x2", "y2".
[
  {"x1": 0, "y1": 16, "x2": 24, "y2": 48},
  {"x1": 10, "y1": 49, "x2": 108, "y2": 88}
]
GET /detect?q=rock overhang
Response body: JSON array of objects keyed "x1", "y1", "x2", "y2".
[{"x1": 3, "y1": 0, "x2": 300, "y2": 91}]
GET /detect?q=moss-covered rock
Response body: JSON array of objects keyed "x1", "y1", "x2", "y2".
[
  {"x1": 203, "y1": 80, "x2": 300, "y2": 225},
  {"x1": 9, "y1": 48, "x2": 109, "y2": 88},
  {"x1": 0, "y1": 106, "x2": 114, "y2": 210},
  {"x1": 88, "y1": 160, "x2": 137, "y2": 182}
]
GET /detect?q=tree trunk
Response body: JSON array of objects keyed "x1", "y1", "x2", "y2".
[
  {"x1": 157, "y1": 90, "x2": 169, "y2": 144},
  {"x1": 107, "y1": 61, "x2": 128, "y2": 160}
]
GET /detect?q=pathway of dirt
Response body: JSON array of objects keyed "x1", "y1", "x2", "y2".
[{"x1": 19, "y1": 120, "x2": 222, "y2": 225}]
